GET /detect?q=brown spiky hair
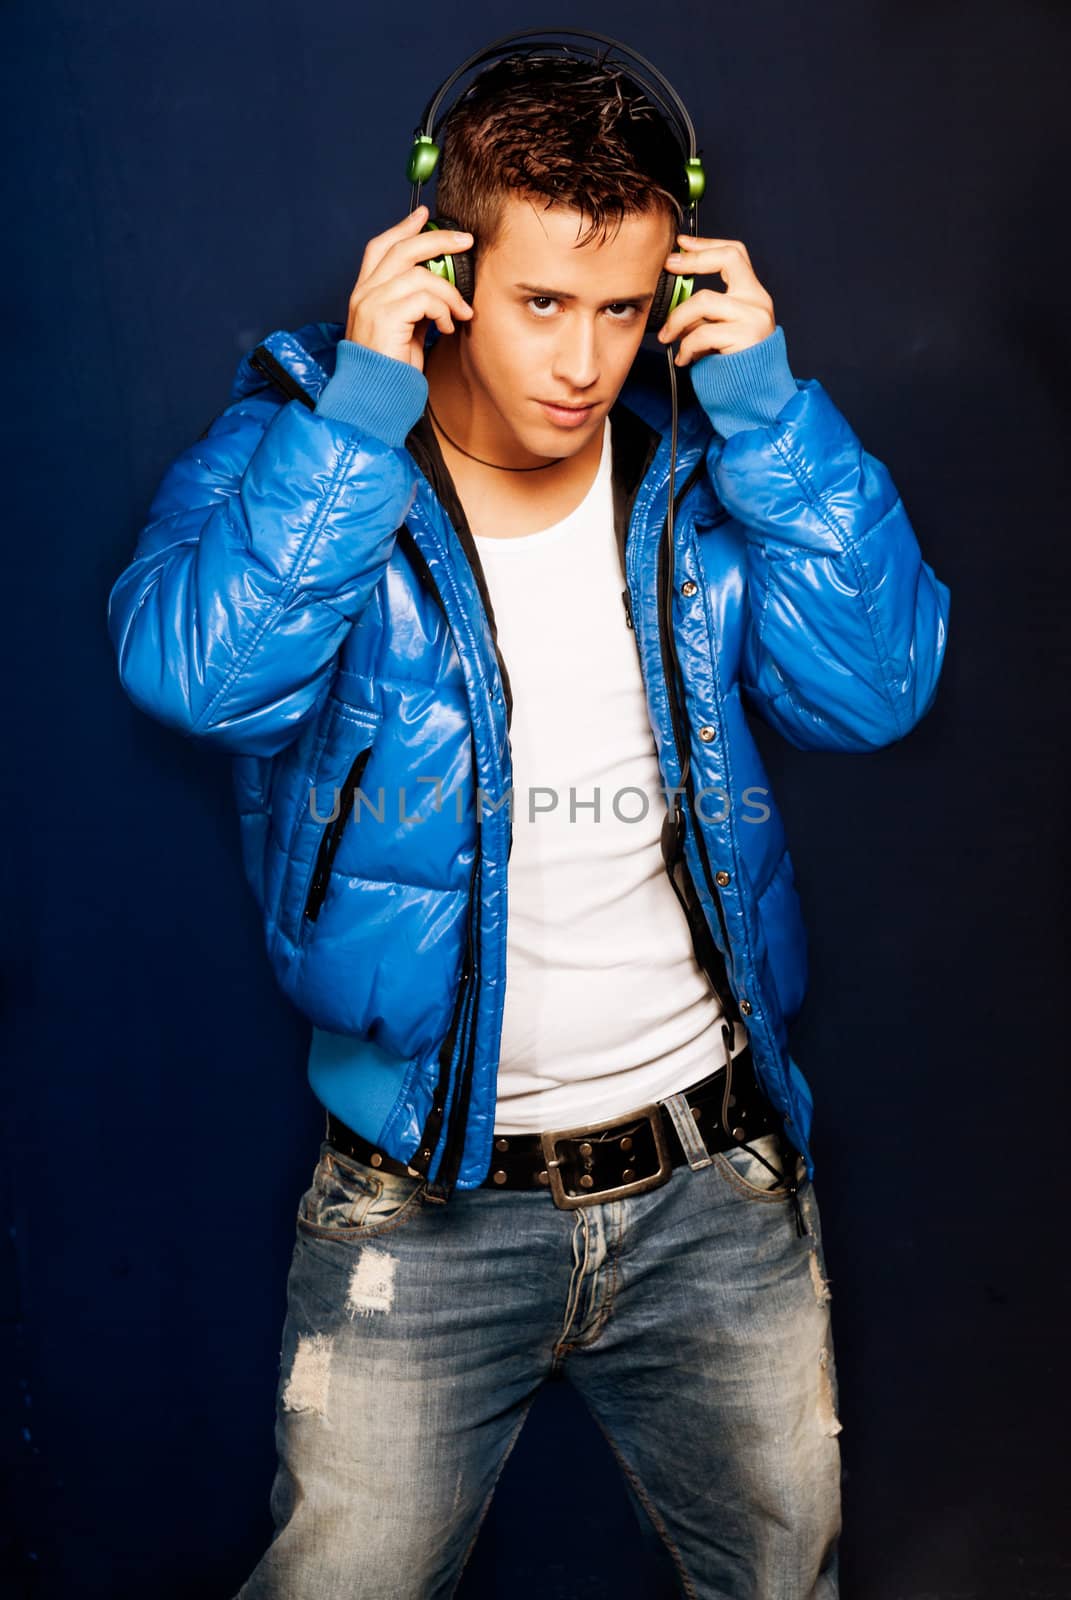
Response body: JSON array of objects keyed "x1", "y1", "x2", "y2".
[{"x1": 434, "y1": 52, "x2": 687, "y2": 258}]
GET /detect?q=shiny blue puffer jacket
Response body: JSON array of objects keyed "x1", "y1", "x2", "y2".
[{"x1": 107, "y1": 317, "x2": 950, "y2": 1199}]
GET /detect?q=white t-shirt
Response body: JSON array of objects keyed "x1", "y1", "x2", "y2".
[{"x1": 473, "y1": 416, "x2": 748, "y2": 1135}]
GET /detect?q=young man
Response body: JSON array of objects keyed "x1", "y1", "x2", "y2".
[{"x1": 107, "y1": 49, "x2": 949, "y2": 1600}]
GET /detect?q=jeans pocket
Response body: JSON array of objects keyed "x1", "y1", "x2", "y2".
[
  {"x1": 296, "y1": 1140, "x2": 428, "y2": 1243},
  {"x1": 713, "y1": 1129, "x2": 806, "y2": 1202}
]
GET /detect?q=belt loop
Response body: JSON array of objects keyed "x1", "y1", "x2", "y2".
[{"x1": 662, "y1": 1092, "x2": 714, "y2": 1170}]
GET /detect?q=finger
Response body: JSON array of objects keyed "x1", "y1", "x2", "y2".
[
  {"x1": 657, "y1": 288, "x2": 749, "y2": 347},
  {"x1": 675, "y1": 234, "x2": 751, "y2": 251},
  {"x1": 359, "y1": 225, "x2": 474, "y2": 291},
  {"x1": 392, "y1": 265, "x2": 474, "y2": 321},
  {"x1": 674, "y1": 234, "x2": 754, "y2": 266},
  {"x1": 373, "y1": 292, "x2": 456, "y2": 340},
  {"x1": 377, "y1": 276, "x2": 474, "y2": 334},
  {"x1": 358, "y1": 204, "x2": 431, "y2": 283},
  {"x1": 666, "y1": 238, "x2": 764, "y2": 300},
  {"x1": 674, "y1": 312, "x2": 775, "y2": 366}
]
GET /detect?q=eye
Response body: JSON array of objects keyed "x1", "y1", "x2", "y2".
[{"x1": 523, "y1": 297, "x2": 641, "y2": 321}]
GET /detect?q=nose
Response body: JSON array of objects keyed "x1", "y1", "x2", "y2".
[{"x1": 551, "y1": 315, "x2": 600, "y2": 393}]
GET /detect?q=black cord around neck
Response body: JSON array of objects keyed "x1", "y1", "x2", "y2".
[{"x1": 426, "y1": 400, "x2": 565, "y2": 471}]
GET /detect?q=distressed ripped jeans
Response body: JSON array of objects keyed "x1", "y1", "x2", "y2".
[{"x1": 234, "y1": 1120, "x2": 843, "y2": 1600}]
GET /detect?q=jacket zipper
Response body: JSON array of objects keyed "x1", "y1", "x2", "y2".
[
  {"x1": 303, "y1": 745, "x2": 374, "y2": 923},
  {"x1": 248, "y1": 345, "x2": 317, "y2": 411},
  {"x1": 407, "y1": 871, "x2": 477, "y2": 1192},
  {"x1": 658, "y1": 492, "x2": 802, "y2": 1223},
  {"x1": 421, "y1": 813, "x2": 483, "y2": 1200},
  {"x1": 391, "y1": 523, "x2": 481, "y2": 1199},
  {"x1": 655, "y1": 461, "x2": 742, "y2": 1019}
]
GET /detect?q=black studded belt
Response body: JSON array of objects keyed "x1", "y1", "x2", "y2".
[{"x1": 324, "y1": 1044, "x2": 784, "y2": 1211}]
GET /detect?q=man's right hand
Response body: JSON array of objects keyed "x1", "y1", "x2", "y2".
[{"x1": 345, "y1": 203, "x2": 475, "y2": 372}]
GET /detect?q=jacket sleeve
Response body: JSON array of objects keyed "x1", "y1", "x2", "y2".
[
  {"x1": 106, "y1": 340, "x2": 429, "y2": 758},
  {"x1": 690, "y1": 326, "x2": 951, "y2": 753}
]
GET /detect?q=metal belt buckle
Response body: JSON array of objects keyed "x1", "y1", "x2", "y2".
[{"x1": 539, "y1": 1104, "x2": 673, "y2": 1210}]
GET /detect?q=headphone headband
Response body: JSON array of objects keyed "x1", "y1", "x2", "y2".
[
  {"x1": 407, "y1": 27, "x2": 705, "y2": 217},
  {"x1": 418, "y1": 28, "x2": 697, "y2": 163}
]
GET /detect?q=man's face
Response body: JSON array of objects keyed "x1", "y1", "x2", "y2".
[{"x1": 460, "y1": 191, "x2": 675, "y2": 460}]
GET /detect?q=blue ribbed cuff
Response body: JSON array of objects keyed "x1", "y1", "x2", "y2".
[
  {"x1": 689, "y1": 324, "x2": 799, "y2": 439},
  {"x1": 314, "y1": 339, "x2": 429, "y2": 446}
]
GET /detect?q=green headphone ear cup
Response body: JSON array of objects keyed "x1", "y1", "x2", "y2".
[
  {"x1": 646, "y1": 270, "x2": 679, "y2": 335},
  {"x1": 423, "y1": 215, "x2": 474, "y2": 305},
  {"x1": 646, "y1": 271, "x2": 694, "y2": 336}
]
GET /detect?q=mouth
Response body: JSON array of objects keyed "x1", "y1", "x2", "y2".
[{"x1": 537, "y1": 400, "x2": 598, "y2": 428}]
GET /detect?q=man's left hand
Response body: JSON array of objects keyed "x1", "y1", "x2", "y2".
[{"x1": 657, "y1": 235, "x2": 776, "y2": 365}]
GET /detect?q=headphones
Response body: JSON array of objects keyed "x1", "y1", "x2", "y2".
[{"x1": 405, "y1": 27, "x2": 706, "y2": 337}]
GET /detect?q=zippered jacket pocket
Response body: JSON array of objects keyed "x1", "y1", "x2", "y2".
[
  {"x1": 284, "y1": 699, "x2": 384, "y2": 939},
  {"x1": 303, "y1": 741, "x2": 377, "y2": 924}
]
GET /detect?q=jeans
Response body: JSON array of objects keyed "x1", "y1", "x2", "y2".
[{"x1": 235, "y1": 1111, "x2": 843, "y2": 1600}]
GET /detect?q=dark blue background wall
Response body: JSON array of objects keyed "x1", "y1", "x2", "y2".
[{"x1": 4, "y1": 1, "x2": 1068, "y2": 1595}]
